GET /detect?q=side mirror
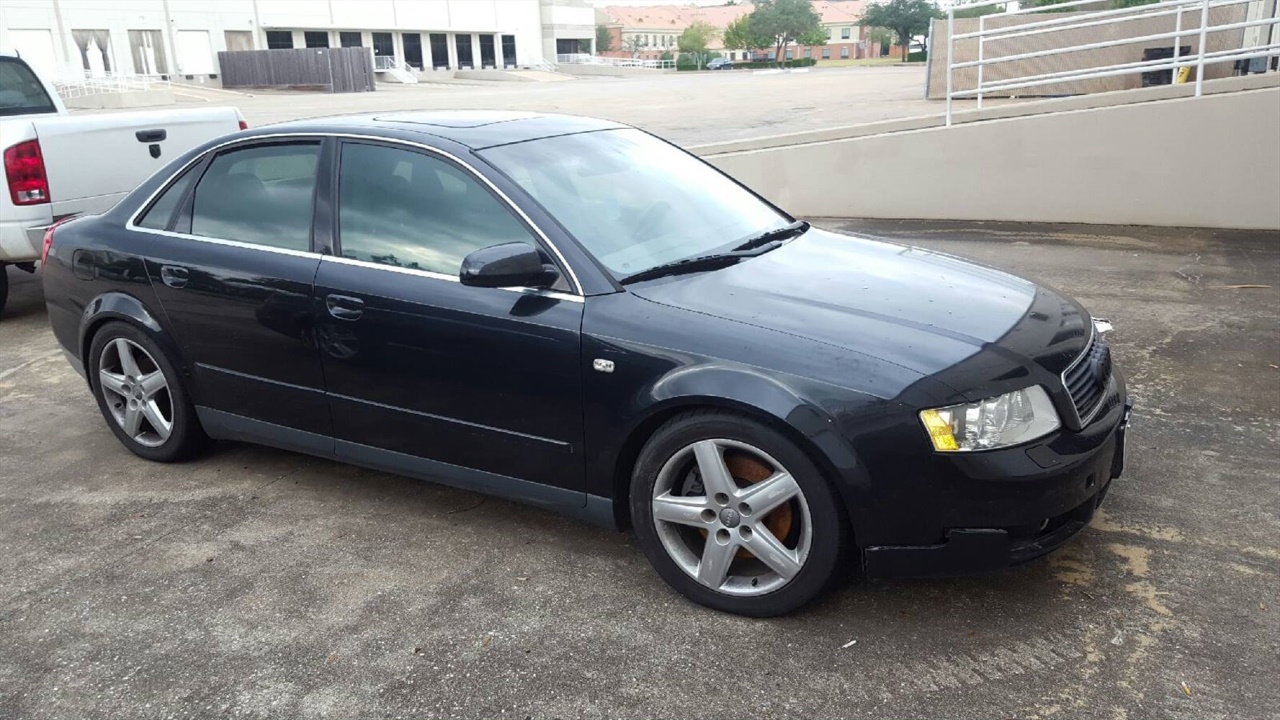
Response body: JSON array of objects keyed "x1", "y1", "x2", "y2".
[{"x1": 459, "y1": 242, "x2": 560, "y2": 289}]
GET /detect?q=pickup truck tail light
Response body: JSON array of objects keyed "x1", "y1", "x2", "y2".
[{"x1": 4, "y1": 139, "x2": 51, "y2": 206}]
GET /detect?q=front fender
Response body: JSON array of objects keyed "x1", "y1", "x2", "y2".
[{"x1": 585, "y1": 352, "x2": 878, "y2": 535}]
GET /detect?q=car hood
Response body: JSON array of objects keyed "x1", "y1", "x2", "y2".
[{"x1": 627, "y1": 229, "x2": 1091, "y2": 399}]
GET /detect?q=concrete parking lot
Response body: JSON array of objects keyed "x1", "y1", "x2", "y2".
[
  {"x1": 1, "y1": 215, "x2": 1276, "y2": 719},
  {"x1": 172, "y1": 65, "x2": 971, "y2": 145}
]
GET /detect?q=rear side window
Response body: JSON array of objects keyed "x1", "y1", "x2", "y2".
[
  {"x1": 0, "y1": 58, "x2": 57, "y2": 117},
  {"x1": 136, "y1": 165, "x2": 197, "y2": 230},
  {"x1": 190, "y1": 143, "x2": 320, "y2": 251}
]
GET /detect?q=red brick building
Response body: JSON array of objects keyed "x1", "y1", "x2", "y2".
[{"x1": 596, "y1": 1, "x2": 903, "y2": 63}]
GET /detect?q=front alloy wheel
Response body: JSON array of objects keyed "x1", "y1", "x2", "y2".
[
  {"x1": 631, "y1": 410, "x2": 846, "y2": 617},
  {"x1": 652, "y1": 439, "x2": 812, "y2": 596}
]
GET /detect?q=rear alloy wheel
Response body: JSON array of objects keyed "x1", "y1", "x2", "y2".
[
  {"x1": 631, "y1": 410, "x2": 846, "y2": 616},
  {"x1": 89, "y1": 322, "x2": 206, "y2": 462}
]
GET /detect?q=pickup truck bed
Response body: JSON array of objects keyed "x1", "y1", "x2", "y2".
[{"x1": 1, "y1": 53, "x2": 243, "y2": 315}]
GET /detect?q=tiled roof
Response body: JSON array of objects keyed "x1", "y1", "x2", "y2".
[{"x1": 600, "y1": 1, "x2": 867, "y2": 31}]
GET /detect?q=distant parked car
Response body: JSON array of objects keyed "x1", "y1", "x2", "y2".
[
  {"x1": 43, "y1": 111, "x2": 1131, "y2": 617},
  {"x1": 0, "y1": 52, "x2": 245, "y2": 317},
  {"x1": 707, "y1": 57, "x2": 734, "y2": 70}
]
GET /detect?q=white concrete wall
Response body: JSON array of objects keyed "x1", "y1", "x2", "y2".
[
  {"x1": 701, "y1": 86, "x2": 1280, "y2": 231},
  {"x1": 1, "y1": 0, "x2": 549, "y2": 75}
]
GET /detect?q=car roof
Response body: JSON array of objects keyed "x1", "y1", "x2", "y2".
[{"x1": 257, "y1": 111, "x2": 629, "y2": 151}]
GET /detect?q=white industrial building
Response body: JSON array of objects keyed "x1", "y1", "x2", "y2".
[{"x1": 0, "y1": 0, "x2": 596, "y2": 79}]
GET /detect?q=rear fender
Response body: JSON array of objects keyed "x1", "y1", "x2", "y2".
[{"x1": 78, "y1": 291, "x2": 167, "y2": 378}]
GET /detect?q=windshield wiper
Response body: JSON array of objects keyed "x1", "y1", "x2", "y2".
[
  {"x1": 618, "y1": 221, "x2": 808, "y2": 286},
  {"x1": 618, "y1": 252, "x2": 745, "y2": 285},
  {"x1": 732, "y1": 220, "x2": 809, "y2": 252}
]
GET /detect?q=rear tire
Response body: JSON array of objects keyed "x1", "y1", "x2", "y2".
[
  {"x1": 88, "y1": 321, "x2": 207, "y2": 462},
  {"x1": 630, "y1": 409, "x2": 847, "y2": 617},
  {"x1": 0, "y1": 265, "x2": 9, "y2": 318}
]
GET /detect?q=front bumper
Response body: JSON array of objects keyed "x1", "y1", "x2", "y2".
[{"x1": 862, "y1": 395, "x2": 1132, "y2": 579}]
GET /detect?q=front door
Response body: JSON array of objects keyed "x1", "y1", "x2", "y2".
[
  {"x1": 141, "y1": 139, "x2": 331, "y2": 441},
  {"x1": 314, "y1": 140, "x2": 585, "y2": 500}
]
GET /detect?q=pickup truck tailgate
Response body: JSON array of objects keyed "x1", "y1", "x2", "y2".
[{"x1": 33, "y1": 106, "x2": 241, "y2": 217}]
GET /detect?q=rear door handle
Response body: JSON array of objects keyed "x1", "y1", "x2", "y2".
[
  {"x1": 326, "y1": 294, "x2": 364, "y2": 321},
  {"x1": 136, "y1": 129, "x2": 167, "y2": 143},
  {"x1": 160, "y1": 265, "x2": 188, "y2": 288}
]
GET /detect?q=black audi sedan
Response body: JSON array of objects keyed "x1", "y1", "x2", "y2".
[{"x1": 42, "y1": 112, "x2": 1131, "y2": 616}]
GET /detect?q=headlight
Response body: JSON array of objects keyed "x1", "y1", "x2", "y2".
[{"x1": 919, "y1": 386, "x2": 1061, "y2": 452}]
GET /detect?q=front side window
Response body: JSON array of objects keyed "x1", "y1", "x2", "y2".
[
  {"x1": 842, "y1": 27, "x2": 852, "y2": 40},
  {"x1": 337, "y1": 142, "x2": 536, "y2": 275},
  {"x1": 480, "y1": 129, "x2": 788, "y2": 279},
  {"x1": 841, "y1": 46, "x2": 850, "y2": 58},
  {"x1": 190, "y1": 143, "x2": 320, "y2": 251}
]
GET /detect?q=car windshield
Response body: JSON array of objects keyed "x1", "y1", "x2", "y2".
[
  {"x1": 478, "y1": 128, "x2": 789, "y2": 278},
  {"x1": 0, "y1": 58, "x2": 57, "y2": 117}
]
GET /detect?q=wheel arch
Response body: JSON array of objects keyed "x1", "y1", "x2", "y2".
[
  {"x1": 607, "y1": 367, "x2": 865, "y2": 533},
  {"x1": 78, "y1": 292, "x2": 171, "y2": 384}
]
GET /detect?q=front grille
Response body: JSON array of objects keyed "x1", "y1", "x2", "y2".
[{"x1": 1062, "y1": 334, "x2": 1111, "y2": 425}]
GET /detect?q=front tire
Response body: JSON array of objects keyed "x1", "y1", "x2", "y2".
[
  {"x1": 630, "y1": 409, "x2": 847, "y2": 617},
  {"x1": 88, "y1": 321, "x2": 207, "y2": 462}
]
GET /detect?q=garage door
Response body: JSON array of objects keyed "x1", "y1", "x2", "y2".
[{"x1": 176, "y1": 30, "x2": 215, "y2": 75}]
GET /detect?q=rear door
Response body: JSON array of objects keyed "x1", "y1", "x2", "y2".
[
  {"x1": 136, "y1": 138, "x2": 332, "y2": 446},
  {"x1": 313, "y1": 139, "x2": 586, "y2": 497}
]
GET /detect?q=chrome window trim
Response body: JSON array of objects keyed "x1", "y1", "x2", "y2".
[
  {"x1": 124, "y1": 131, "x2": 585, "y2": 296},
  {"x1": 131, "y1": 226, "x2": 322, "y2": 260},
  {"x1": 322, "y1": 254, "x2": 583, "y2": 304}
]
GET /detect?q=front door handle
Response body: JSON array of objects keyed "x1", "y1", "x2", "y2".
[
  {"x1": 160, "y1": 265, "x2": 188, "y2": 288},
  {"x1": 326, "y1": 294, "x2": 364, "y2": 321}
]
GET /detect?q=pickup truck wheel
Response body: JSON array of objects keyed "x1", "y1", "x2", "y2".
[
  {"x1": 0, "y1": 265, "x2": 8, "y2": 318},
  {"x1": 88, "y1": 321, "x2": 207, "y2": 462}
]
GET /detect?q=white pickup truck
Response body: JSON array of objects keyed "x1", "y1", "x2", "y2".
[{"x1": 0, "y1": 52, "x2": 244, "y2": 316}]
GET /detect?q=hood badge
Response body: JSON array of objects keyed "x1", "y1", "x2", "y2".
[{"x1": 593, "y1": 359, "x2": 615, "y2": 373}]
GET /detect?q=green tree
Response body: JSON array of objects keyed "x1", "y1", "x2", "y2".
[
  {"x1": 860, "y1": 0, "x2": 942, "y2": 63},
  {"x1": 677, "y1": 19, "x2": 720, "y2": 69},
  {"x1": 748, "y1": 0, "x2": 823, "y2": 65},
  {"x1": 722, "y1": 14, "x2": 772, "y2": 57},
  {"x1": 596, "y1": 25, "x2": 614, "y2": 53},
  {"x1": 798, "y1": 27, "x2": 828, "y2": 47}
]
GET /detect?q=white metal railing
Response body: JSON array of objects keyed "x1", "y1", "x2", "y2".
[
  {"x1": 942, "y1": 0, "x2": 1280, "y2": 125},
  {"x1": 555, "y1": 53, "x2": 676, "y2": 69},
  {"x1": 52, "y1": 69, "x2": 169, "y2": 98}
]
